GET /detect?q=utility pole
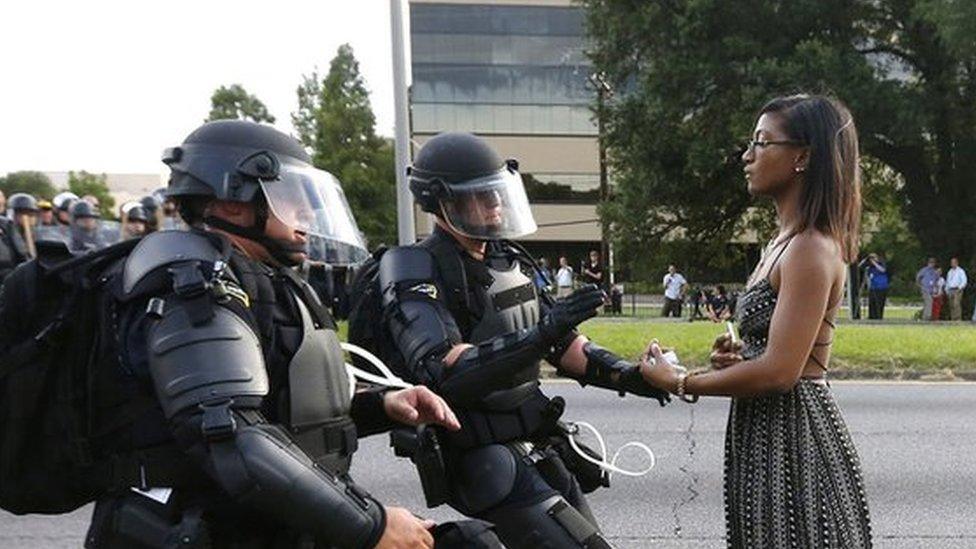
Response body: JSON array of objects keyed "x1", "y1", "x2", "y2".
[
  {"x1": 589, "y1": 72, "x2": 613, "y2": 283},
  {"x1": 390, "y1": 0, "x2": 415, "y2": 244}
]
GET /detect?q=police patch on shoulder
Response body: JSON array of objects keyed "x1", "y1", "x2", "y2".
[{"x1": 408, "y1": 283, "x2": 438, "y2": 300}]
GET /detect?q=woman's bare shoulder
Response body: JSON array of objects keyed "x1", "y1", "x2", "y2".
[
  {"x1": 781, "y1": 229, "x2": 845, "y2": 277},
  {"x1": 790, "y1": 229, "x2": 841, "y2": 256}
]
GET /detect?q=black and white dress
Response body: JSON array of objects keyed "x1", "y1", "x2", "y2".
[{"x1": 724, "y1": 242, "x2": 872, "y2": 548}]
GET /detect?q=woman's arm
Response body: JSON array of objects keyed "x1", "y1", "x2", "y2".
[{"x1": 644, "y1": 234, "x2": 838, "y2": 398}]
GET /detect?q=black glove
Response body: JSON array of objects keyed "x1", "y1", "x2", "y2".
[
  {"x1": 616, "y1": 366, "x2": 671, "y2": 406},
  {"x1": 538, "y1": 284, "x2": 604, "y2": 344}
]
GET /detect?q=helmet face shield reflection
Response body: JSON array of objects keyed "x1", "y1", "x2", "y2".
[
  {"x1": 260, "y1": 164, "x2": 369, "y2": 265},
  {"x1": 438, "y1": 168, "x2": 537, "y2": 240}
]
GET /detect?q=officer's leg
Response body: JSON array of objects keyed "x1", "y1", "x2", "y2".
[
  {"x1": 534, "y1": 448, "x2": 599, "y2": 528},
  {"x1": 481, "y1": 495, "x2": 611, "y2": 549},
  {"x1": 450, "y1": 445, "x2": 612, "y2": 549}
]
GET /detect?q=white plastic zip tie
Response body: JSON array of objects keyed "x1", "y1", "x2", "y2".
[
  {"x1": 565, "y1": 420, "x2": 656, "y2": 478},
  {"x1": 341, "y1": 342, "x2": 413, "y2": 392}
]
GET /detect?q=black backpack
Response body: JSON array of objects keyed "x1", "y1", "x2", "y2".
[{"x1": 0, "y1": 239, "x2": 144, "y2": 514}]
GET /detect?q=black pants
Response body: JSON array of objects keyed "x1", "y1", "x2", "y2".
[
  {"x1": 450, "y1": 444, "x2": 600, "y2": 549},
  {"x1": 662, "y1": 297, "x2": 683, "y2": 317},
  {"x1": 868, "y1": 289, "x2": 887, "y2": 319}
]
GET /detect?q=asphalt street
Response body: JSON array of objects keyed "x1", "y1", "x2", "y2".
[{"x1": 3, "y1": 382, "x2": 975, "y2": 548}]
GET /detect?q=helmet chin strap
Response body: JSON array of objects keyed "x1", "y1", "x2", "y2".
[{"x1": 204, "y1": 214, "x2": 306, "y2": 267}]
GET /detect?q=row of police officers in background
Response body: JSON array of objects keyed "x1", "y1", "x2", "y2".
[{"x1": 0, "y1": 188, "x2": 185, "y2": 283}]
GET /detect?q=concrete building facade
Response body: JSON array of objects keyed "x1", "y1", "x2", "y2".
[{"x1": 409, "y1": 0, "x2": 604, "y2": 264}]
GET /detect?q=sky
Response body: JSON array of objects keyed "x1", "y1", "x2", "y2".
[{"x1": 0, "y1": 0, "x2": 403, "y2": 176}]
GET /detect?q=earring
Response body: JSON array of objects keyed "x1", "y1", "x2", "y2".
[{"x1": 794, "y1": 166, "x2": 805, "y2": 173}]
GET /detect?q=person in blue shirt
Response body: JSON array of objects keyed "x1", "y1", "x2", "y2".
[{"x1": 860, "y1": 252, "x2": 890, "y2": 319}]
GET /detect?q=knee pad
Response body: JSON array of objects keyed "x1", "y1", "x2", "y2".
[
  {"x1": 482, "y1": 495, "x2": 613, "y2": 549},
  {"x1": 453, "y1": 445, "x2": 518, "y2": 514}
]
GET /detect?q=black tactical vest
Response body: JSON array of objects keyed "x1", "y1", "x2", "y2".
[
  {"x1": 443, "y1": 243, "x2": 555, "y2": 449},
  {"x1": 227, "y1": 254, "x2": 358, "y2": 474}
]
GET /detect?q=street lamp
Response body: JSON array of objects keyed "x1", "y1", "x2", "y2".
[{"x1": 588, "y1": 71, "x2": 613, "y2": 283}]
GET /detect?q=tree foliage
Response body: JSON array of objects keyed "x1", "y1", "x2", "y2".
[
  {"x1": 206, "y1": 84, "x2": 276, "y2": 124},
  {"x1": 583, "y1": 0, "x2": 976, "y2": 276},
  {"x1": 292, "y1": 44, "x2": 396, "y2": 247},
  {"x1": 0, "y1": 171, "x2": 56, "y2": 200},
  {"x1": 68, "y1": 171, "x2": 116, "y2": 218}
]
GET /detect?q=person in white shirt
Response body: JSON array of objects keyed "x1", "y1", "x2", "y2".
[
  {"x1": 662, "y1": 264, "x2": 688, "y2": 317},
  {"x1": 945, "y1": 257, "x2": 968, "y2": 321},
  {"x1": 555, "y1": 256, "x2": 575, "y2": 298}
]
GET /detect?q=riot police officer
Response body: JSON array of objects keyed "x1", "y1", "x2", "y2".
[
  {"x1": 120, "y1": 203, "x2": 150, "y2": 239},
  {"x1": 68, "y1": 199, "x2": 106, "y2": 253},
  {"x1": 364, "y1": 133, "x2": 670, "y2": 548},
  {"x1": 53, "y1": 191, "x2": 80, "y2": 225},
  {"x1": 37, "y1": 199, "x2": 57, "y2": 226},
  {"x1": 0, "y1": 200, "x2": 29, "y2": 283},
  {"x1": 6, "y1": 193, "x2": 39, "y2": 259},
  {"x1": 85, "y1": 120, "x2": 460, "y2": 548}
]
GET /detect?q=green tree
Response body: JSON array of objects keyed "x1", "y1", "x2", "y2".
[
  {"x1": 0, "y1": 171, "x2": 57, "y2": 200},
  {"x1": 68, "y1": 171, "x2": 116, "y2": 218},
  {"x1": 206, "y1": 84, "x2": 276, "y2": 124},
  {"x1": 292, "y1": 44, "x2": 396, "y2": 246},
  {"x1": 583, "y1": 0, "x2": 976, "y2": 276}
]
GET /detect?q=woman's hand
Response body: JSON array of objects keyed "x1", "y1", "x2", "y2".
[
  {"x1": 638, "y1": 340, "x2": 682, "y2": 394},
  {"x1": 710, "y1": 333, "x2": 743, "y2": 370}
]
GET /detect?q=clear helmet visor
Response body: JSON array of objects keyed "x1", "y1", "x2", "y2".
[
  {"x1": 439, "y1": 168, "x2": 537, "y2": 240},
  {"x1": 260, "y1": 164, "x2": 369, "y2": 265}
]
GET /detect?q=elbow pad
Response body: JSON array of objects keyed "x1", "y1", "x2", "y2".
[
  {"x1": 440, "y1": 327, "x2": 547, "y2": 405},
  {"x1": 230, "y1": 422, "x2": 386, "y2": 548},
  {"x1": 572, "y1": 342, "x2": 670, "y2": 405},
  {"x1": 379, "y1": 247, "x2": 459, "y2": 386}
]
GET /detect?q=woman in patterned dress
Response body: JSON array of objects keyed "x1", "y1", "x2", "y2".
[{"x1": 642, "y1": 94, "x2": 873, "y2": 548}]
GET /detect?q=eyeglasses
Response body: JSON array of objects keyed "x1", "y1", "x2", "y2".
[{"x1": 745, "y1": 139, "x2": 806, "y2": 152}]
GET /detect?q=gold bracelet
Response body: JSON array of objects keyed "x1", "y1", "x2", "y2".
[{"x1": 676, "y1": 372, "x2": 699, "y2": 403}]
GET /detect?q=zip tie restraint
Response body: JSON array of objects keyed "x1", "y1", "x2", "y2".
[{"x1": 565, "y1": 420, "x2": 656, "y2": 478}]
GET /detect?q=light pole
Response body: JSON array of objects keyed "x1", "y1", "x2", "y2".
[
  {"x1": 390, "y1": 0, "x2": 415, "y2": 245},
  {"x1": 589, "y1": 72, "x2": 613, "y2": 283}
]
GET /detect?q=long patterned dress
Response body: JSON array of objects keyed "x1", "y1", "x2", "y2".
[{"x1": 724, "y1": 278, "x2": 872, "y2": 548}]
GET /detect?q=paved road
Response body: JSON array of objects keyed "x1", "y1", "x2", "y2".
[{"x1": 3, "y1": 382, "x2": 975, "y2": 548}]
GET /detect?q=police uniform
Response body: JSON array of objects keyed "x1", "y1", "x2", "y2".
[
  {"x1": 369, "y1": 133, "x2": 669, "y2": 549},
  {"x1": 0, "y1": 216, "x2": 29, "y2": 282},
  {"x1": 84, "y1": 121, "x2": 391, "y2": 548}
]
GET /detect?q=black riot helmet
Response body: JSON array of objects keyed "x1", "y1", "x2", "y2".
[
  {"x1": 139, "y1": 195, "x2": 161, "y2": 217},
  {"x1": 8, "y1": 193, "x2": 39, "y2": 213},
  {"x1": 162, "y1": 120, "x2": 367, "y2": 265},
  {"x1": 69, "y1": 200, "x2": 101, "y2": 221},
  {"x1": 125, "y1": 205, "x2": 149, "y2": 223},
  {"x1": 408, "y1": 132, "x2": 537, "y2": 240}
]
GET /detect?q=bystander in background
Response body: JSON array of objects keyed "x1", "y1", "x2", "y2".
[
  {"x1": 555, "y1": 256, "x2": 574, "y2": 298},
  {"x1": 860, "y1": 252, "x2": 890, "y2": 319},
  {"x1": 662, "y1": 264, "x2": 687, "y2": 317},
  {"x1": 916, "y1": 257, "x2": 939, "y2": 320},
  {"x1": 945, "y1": 257, "x2": 967, "y2": 321}
]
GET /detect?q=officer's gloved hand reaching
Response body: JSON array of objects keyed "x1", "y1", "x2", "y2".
[{"x1": 538, "y1": 284, "x2": 605, "y2": 344}]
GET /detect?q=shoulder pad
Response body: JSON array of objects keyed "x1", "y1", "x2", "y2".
[
  {"x1": 122, "y1": 230, "x2": 228, "y2": 298},
  {"x1": 378, "y1": 246, "x2": 436, "y2": 288}
]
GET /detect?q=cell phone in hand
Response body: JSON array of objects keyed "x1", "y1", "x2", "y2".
[{"x1": 726, "y1": 321, "x2": 739, "y2": 345}]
